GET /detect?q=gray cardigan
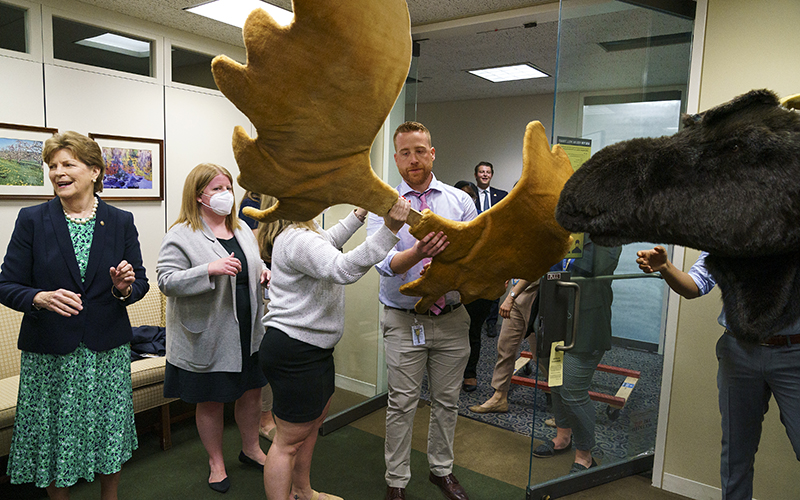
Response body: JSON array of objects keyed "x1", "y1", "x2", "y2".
[
  {"x1": 264, "y1": 212, "x2": 399, "y2": 349},
  {"x1": 157, "y1": 220, "x2": 266, "y2": 373}
]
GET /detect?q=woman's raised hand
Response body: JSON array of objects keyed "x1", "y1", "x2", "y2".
[
  {"x1": 110, "y1": 260, "x2": 135, "y2": 295},
  {"x1": 383, "y1": 197, "x2": 411, "y2": 234}
]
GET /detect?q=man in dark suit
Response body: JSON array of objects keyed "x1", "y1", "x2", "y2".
[
  {"x1": 474, "y1": 161, "x2": 507, "y2": 214},
  {"x1": 472, "y1": 161, "x2": 508, "y2": 340},
  {"x1": 461, "y1": 162, "x2": 509, "y2": 394}
]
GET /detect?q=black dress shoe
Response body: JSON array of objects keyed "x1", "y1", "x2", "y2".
[
  {"x1": 462, "y1": 378, "x2": 477, "y2": 392},
  {"x1": 569, "y1": 457, "x2": 598, "y2": 473},
  {"x1": 429, "y1": 472, "x2": 469, "y2": 500},
  {"x1": 385, "y1": 486, "x2": 406, "y2": 499},
  {"x1": 209, "y1": 476, "x2": 230, "y2": 493},
  {"x1": 238, "y1": 450, "x2": 264, "y2": 471}
]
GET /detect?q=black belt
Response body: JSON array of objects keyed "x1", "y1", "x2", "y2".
[
  {"x1": 726, "y1": 329, "x2": 800, "y2": 347},
  {"x1": 385, "y1": 303, "x2": 462, "y2": 316},
  {"x1": 761, "y1": 334, "x2": 800, "y2": 347}
]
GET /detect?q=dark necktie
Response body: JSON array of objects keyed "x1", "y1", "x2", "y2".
[{"x1": 482, "y1": 190, "x2": 489, "y2": 212}]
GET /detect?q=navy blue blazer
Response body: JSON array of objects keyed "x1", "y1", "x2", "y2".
[
  {"x1": 475, "y1": 186, "x2": 508, "y2": 213},
  {"x1": 0, "y1": 197, "x2": 149, "y2": 354}
]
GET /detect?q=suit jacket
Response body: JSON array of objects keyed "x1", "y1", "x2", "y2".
[
  {"x1": 475, "y1": 186, "x2": 508, "y2": 213},
  {"x1": 157, "y1": 220, "x2": 266, "y2": 373},
  {"x1": 0, "y1": 197, "x2": 149, "y2": 354}
]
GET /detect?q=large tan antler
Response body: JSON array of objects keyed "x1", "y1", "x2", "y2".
[
  {"x1": 211, "y1": 0, "x2": 410, "y2": 223},
  {"x1": 211, "y1": 3, "x2": 572, "y2": 311},
  {"x1": 400, "y1": 122, "x2": 574, "y2": 312}
]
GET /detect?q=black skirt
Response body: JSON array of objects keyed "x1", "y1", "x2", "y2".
[{"x1": 259, "y1": 327, "x2": 335, "y2": 423}]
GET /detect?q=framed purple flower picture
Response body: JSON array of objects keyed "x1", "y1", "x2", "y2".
[{"x1": 88, "y1": 133, "x2": 164, "y2": 201}]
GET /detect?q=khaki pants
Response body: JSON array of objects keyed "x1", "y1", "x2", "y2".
[
  {"x1": 382, "y1": 306, "x2": 470, "y2": 488},
  {"x1": 491, "y1": 284, "x2": 539, "y2": 392}
]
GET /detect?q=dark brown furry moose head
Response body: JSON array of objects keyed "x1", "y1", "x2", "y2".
[{"x1": 555, "y1": 89, "x2": 800, "y2": 343}]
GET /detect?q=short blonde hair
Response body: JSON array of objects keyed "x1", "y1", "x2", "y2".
[
  {"x1": 43, "y1": 131, "x2": 106, "y2": 193},
  {"x1": 172, "y1": 163, "x2": 241, "y2": 232}
]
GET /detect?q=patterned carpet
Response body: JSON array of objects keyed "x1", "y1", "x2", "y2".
[{"x1": 421, "y1": 325, "x2": 663, "y2": 462}]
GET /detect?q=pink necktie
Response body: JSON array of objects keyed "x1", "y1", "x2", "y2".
[{"x1": 412, "y1": 190, "x2": 446, "y2": 315}]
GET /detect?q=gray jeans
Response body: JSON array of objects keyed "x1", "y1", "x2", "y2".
[{"x1": 551, "y1": 350, "x2": 604, "y2": 451}]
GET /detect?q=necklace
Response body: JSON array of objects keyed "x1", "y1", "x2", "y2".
[{"x1": 64, "y1": 197, "x2": 98, "y2": 224}]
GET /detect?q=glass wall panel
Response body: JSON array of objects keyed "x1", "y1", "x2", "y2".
[
  {"x1": 403, "y1": 0, "x2": 694, "y2": 495},
  {"x1": 52, "y1": 17, "x2": 153, "y2": 77},
  {"x1": 0, "y1": 1, "x2": 26, "y2": 53},
  {"x1": 171, "y1": 46, "x2": 218, "y2": 91},
  {"x1": 527, "y1": 1, "x2": 694, "y2": 497}
]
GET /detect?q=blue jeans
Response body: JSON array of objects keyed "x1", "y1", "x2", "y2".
[
  {"x1": 716, "y1": 333, "x2": 800, "y2": 500},
  {"x1": 551, "y1": 350, "x2": 605, "y2": 451}
]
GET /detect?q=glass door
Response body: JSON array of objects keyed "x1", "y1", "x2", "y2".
[{"x1": 526, "y1": 1, "x2": 695, "y2": 498}]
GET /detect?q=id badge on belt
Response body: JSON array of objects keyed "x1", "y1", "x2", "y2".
[{"x1": 411, "y1": 317, "x2": 426, "y2": 346}]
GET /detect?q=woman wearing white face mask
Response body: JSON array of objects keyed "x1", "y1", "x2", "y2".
[{"x1": 157, "y1": 163, "x2": 270, "y2": 493}]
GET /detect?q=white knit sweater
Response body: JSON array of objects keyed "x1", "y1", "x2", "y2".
[{"x1": 263, "y1": 212, "x2": 399, "y2": 349}]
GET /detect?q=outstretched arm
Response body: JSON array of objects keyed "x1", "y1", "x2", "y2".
[{"x1": 636, "y1": 245, "x2": 700, "y2": 299}]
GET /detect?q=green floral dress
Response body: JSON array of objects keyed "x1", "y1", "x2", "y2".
[{"x1": 7, "y1": 215, "x2": 138, "y2": 488}]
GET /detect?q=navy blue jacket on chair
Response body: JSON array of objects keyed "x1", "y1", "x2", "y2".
[{"x1": 0, "y1": 196, "x2": 149, "y2": 355}]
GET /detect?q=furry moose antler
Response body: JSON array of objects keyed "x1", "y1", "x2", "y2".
[
  {"x1": 400, "y1": 121, "x2": 574, "y2": 311},
  {"x1": 211, "y1": 0, "x2": 573, "y2": 312},
  {"x1": 211, "y1": 0, "x2": 409, "y2": 222}
]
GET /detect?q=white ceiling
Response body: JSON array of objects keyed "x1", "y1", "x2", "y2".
[{"x1": 76, "y1": 0, "x2": 695, "y2": 103}]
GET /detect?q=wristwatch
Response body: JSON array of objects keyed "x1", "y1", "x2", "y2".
[{"x1": 509, "y1": 291, "x2": 517, "y2": 300}]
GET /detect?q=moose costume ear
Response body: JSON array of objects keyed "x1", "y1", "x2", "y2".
[{"x1": 781, "y1": 93, "x2": 800, "y2": 110}]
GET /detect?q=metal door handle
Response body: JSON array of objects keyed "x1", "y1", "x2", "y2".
[{"x1": 554, "y1": 281, "x2": 580, "y2": 351}]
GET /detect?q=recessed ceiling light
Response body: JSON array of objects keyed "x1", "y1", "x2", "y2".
[
  {"x1": 468, "y1": 63, "x2": 549, "y2": 83},
  {"x1": 185, "y1": 0, "x2": 293, "y2": 28},
  {"x1": 75, "y1": 33, "x2": 151, "y2": 57}
]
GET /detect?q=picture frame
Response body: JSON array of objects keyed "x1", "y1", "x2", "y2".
[
  {"x1": 0, "y1": 122, "x2": 58, "y2": 200},
  {"x1": 88, "y1": 133, "x2": 164, "y2": 201}
]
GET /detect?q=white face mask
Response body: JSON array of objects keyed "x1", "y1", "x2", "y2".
[{"x1": 201, "y1": 190, "x2": 235, "y2": 216}]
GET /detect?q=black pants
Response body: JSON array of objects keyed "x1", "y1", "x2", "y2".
[{"x1": 463, "y1": 298, "x2": 493, "y2": 379}]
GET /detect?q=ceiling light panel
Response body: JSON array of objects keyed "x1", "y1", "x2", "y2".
[
  {"x1": 186, "y1": 0, "x2": 293, "y2": 28},
  {"x1": 75, "y1": 33, "x2": 151, "y2": 57},
  {"x1": 468, "y1": 63, "x2": 549, "y2": 83}
]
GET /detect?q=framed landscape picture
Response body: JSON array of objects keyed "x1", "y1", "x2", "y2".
[
  {"x1": 88, "y1": 133, "x2": 164, "y2": 201},
  {"x1": 0, "y1": 123, "x2": 58, "y2": 199}
]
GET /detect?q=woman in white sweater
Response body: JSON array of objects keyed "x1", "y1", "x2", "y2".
[{"x1": 259, "y1": 198, "x2": 409, "y2": 500}]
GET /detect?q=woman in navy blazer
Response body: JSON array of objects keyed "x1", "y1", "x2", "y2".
[{"x1": 0, "y1": 131, "x2": 148, "y2": 499}]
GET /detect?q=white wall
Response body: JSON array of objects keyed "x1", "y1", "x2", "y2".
[{"x1": 408, "y1": 93, "x2": 554, "y2": 192}]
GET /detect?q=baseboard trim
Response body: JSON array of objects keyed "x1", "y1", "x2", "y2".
[
  {"x1": 662, "y1": 473, "x2": 721, "y2": 500},
  {"x1": 527, "y1": 453, "x2": 654, "y2": 500},
  {"x1": 611, "y1": 336, "x2": 659, "y2": 352},
  {"x1": 320, "y1": 392, "x2": 388, "y2": 436},
  {"x1": 334, "y1": 373, "x2": 377, "y2": 398}
]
